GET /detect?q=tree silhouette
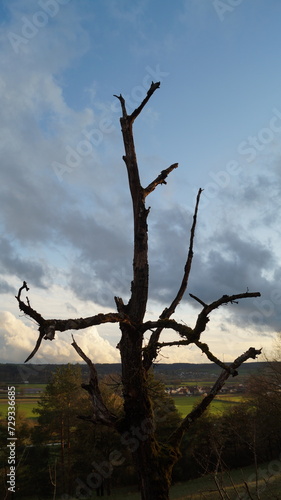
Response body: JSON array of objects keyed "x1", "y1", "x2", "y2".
[{"x1": 16, "y1": 82, "x2": 261, "y2": 500}]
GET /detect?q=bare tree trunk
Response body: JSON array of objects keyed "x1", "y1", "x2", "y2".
[{"x1": 119, "y1": 325, "x2": 175, "y2": 500}]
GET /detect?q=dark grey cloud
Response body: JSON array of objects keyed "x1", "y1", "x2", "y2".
[
  {"x1": 148, "y1": 205, "x2": 194, "y2": 304},
  {"x1": 187, "y1": 229, "x2": 281, "y2": 332},
  {"x1": 62, "y1": 209, "x2": 132, "y2": 306},
  {"x1": 0, "y1": 236, "x2": 47, "y2": 288},
  {"x1": 61, "y1": 198, "x2": 280, "y2": 337},
  {"x1": 0, "y1": 279, "x2": 16, "y2": 295}
]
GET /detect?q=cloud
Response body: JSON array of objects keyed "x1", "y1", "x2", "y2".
[
  {"x1": 0, "y1": 279, "x2": 16, "y2": 295},
  {"x1": 106, "y1": 0, "x2": 148, "y2": 24},
  {"x1": 0, "y1": 311, "x2": 38, "y2": 363},
  {"x1": 0, "y1": 311, "x2": 120, "y2": 364},
  {"x1": 0, "y1": 237, "x2": 47, "y2": 288}
]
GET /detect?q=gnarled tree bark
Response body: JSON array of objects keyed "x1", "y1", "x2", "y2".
[{"x1": 16, "y1": 82, "x2": 261, "y2": 500}]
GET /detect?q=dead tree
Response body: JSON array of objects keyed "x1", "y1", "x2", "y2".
[{"x1": 16, "y1": 82, "x2": 261, "y2": 500}]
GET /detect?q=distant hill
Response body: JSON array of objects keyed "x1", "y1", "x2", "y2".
[{"x1": 0, "y1": 361, "x2": 266, "y2": 385}]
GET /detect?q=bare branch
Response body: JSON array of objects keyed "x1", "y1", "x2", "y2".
[
  {"x1": 189, "y1": 293, "x2": 207, "y2": 307},
  {"x1": 114, "y1": 81, "x2": 160, "y2": 124},
  {"x1": 23, "y1": 312, "x2": 128, "y2": 363},
  {"x1": 113, "y1": 93, "x2": 127, "y2": 118},
  {"x1": 205, "y1": 292, "x2": 261, "y2": 313},
  {"x1": 192, "y1": 292, "x2": 261, "y2": 338},
  {"x1": 155, "y1": 338, "x2": 238, "y2": 375},
  {"x1": 193, "y1": 340, "x2": 238, "y2": 375},
  {"x1": 162, "y1": 188, "x2": 203, "y2": 318},
  {"x1": 143, "y1": 189, "x2": 203, "y2": 370},
  {"x1": 143, "y1": 289, "x2": 260, "y2": 370},
  {"x1": 16, "y1": 281, "x2": 45, "y2": 327},
  {"x1": 115, "y1": 85, "x2": 152, "y2": 322},
  {"x1": 169, "y1": 346, "x2": 262, "y2": 447},
  {"x1": 130, "y1": 81, "x2": 160, "y2": 123},
  {"x1": 16, "y1": 280, "x2": 29, "y2": 300},
  {"x1": 143, "y1": 163, "x2": 178, "y2": 197},
  {"x1": 17, "y1": 283, "x2": 130, "y2": 362},
  {"x1": 142, "y1": 319, "x2": 194, "y2": 339},
  {"x1": 24, "y1": 326, "x2": 45, "y2": 363},
  {"x1": 72, "y1": 336, "x2": 117, "y2": 426},
  {"x1": 156, "y1": 339, "x2": 193, "y2": 348},
  {"x1": 46, "y1": 312, "x2": 128, "y2": 332}
]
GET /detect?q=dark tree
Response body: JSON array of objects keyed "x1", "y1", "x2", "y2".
[{"x1": 16, "y1": 82, "x2": 261, "y2": 500}]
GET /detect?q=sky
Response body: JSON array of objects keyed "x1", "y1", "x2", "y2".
[{"x1": 1, "y1": 0, "x2": 281, "y2": 368}]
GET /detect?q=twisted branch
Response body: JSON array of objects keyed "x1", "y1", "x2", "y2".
[{"x1": 72, "y1": 336, "x2": 117, "y2": 426}]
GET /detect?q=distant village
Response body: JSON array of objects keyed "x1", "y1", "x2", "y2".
[{"x1": 166, "y1": 383, "x2": 246, "y2": 397}]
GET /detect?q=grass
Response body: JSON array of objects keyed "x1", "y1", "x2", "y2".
[
  {"x1": 0, "y1": 395, "x2": 40, "y2": 419},
  {"x1": 16, "y1": 384, "x2": 47, "y2": 389},
  {"x1": 19, "y1": 461, "x2": 281, "y2": 499},
  {"x1": 0, "y1": 391, "x2": 243, "y2": 421},
  {"x1": 167, "y1": 380, "x2": 217, "y2": 387},
  {"x1": 173, "y1": 394, "x2": 242, "y2": 417}
]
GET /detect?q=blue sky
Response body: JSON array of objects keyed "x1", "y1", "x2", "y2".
[{"x1": 1, "y1": 0, "x2": 281, "y2": 367}]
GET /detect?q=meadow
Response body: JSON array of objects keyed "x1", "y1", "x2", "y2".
[
  {"x1": 173, "y1": 394, "x2": 242, "y2": 417},
  {"x1": 0, "y1": 390, "x2": 243, "y2": 421},
  {"x1": 0, "y1": 383, "x2": 45, "y2": 419},
  {"x1": 0, "y1": 383, "x2": 244, "y2": 420}
]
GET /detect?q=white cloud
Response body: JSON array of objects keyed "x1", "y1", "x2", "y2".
[
  {"x1": 0, "y1": 310, "x2": 120, "y2": 364},
  {"x1": 0, "y1": 311, "x2": 37, "y2": 362}
]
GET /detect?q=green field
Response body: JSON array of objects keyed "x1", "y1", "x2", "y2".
[
  {"x1": 0, "y1": 384, "x2": 45, "y2": 419},
  {"x1": 0, "y1": 399, "x2": 39, "y2": 418},
  {"x1": 173, "y1": 394, "x2": 242, "y2": 417},
  {"x1": 0, "y1": 394, "x2": 242, "y2": 421},
  {"x1": 0, "y1": 384, "x2": 244, "y2": 421}
]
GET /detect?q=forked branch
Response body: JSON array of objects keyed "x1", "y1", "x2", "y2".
[
  {"x1": 143, "y1": 289, "x2": 260, "y2": 371},
  {"x1": 191, "y1": 292, "x2": 261, "y2": 338},
  {"x1": 16, "y1": 281, "x2": 45, "y2": 327},
  {"x1": 114, "y1": 81, "x2": 160, "y2": 123}
]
